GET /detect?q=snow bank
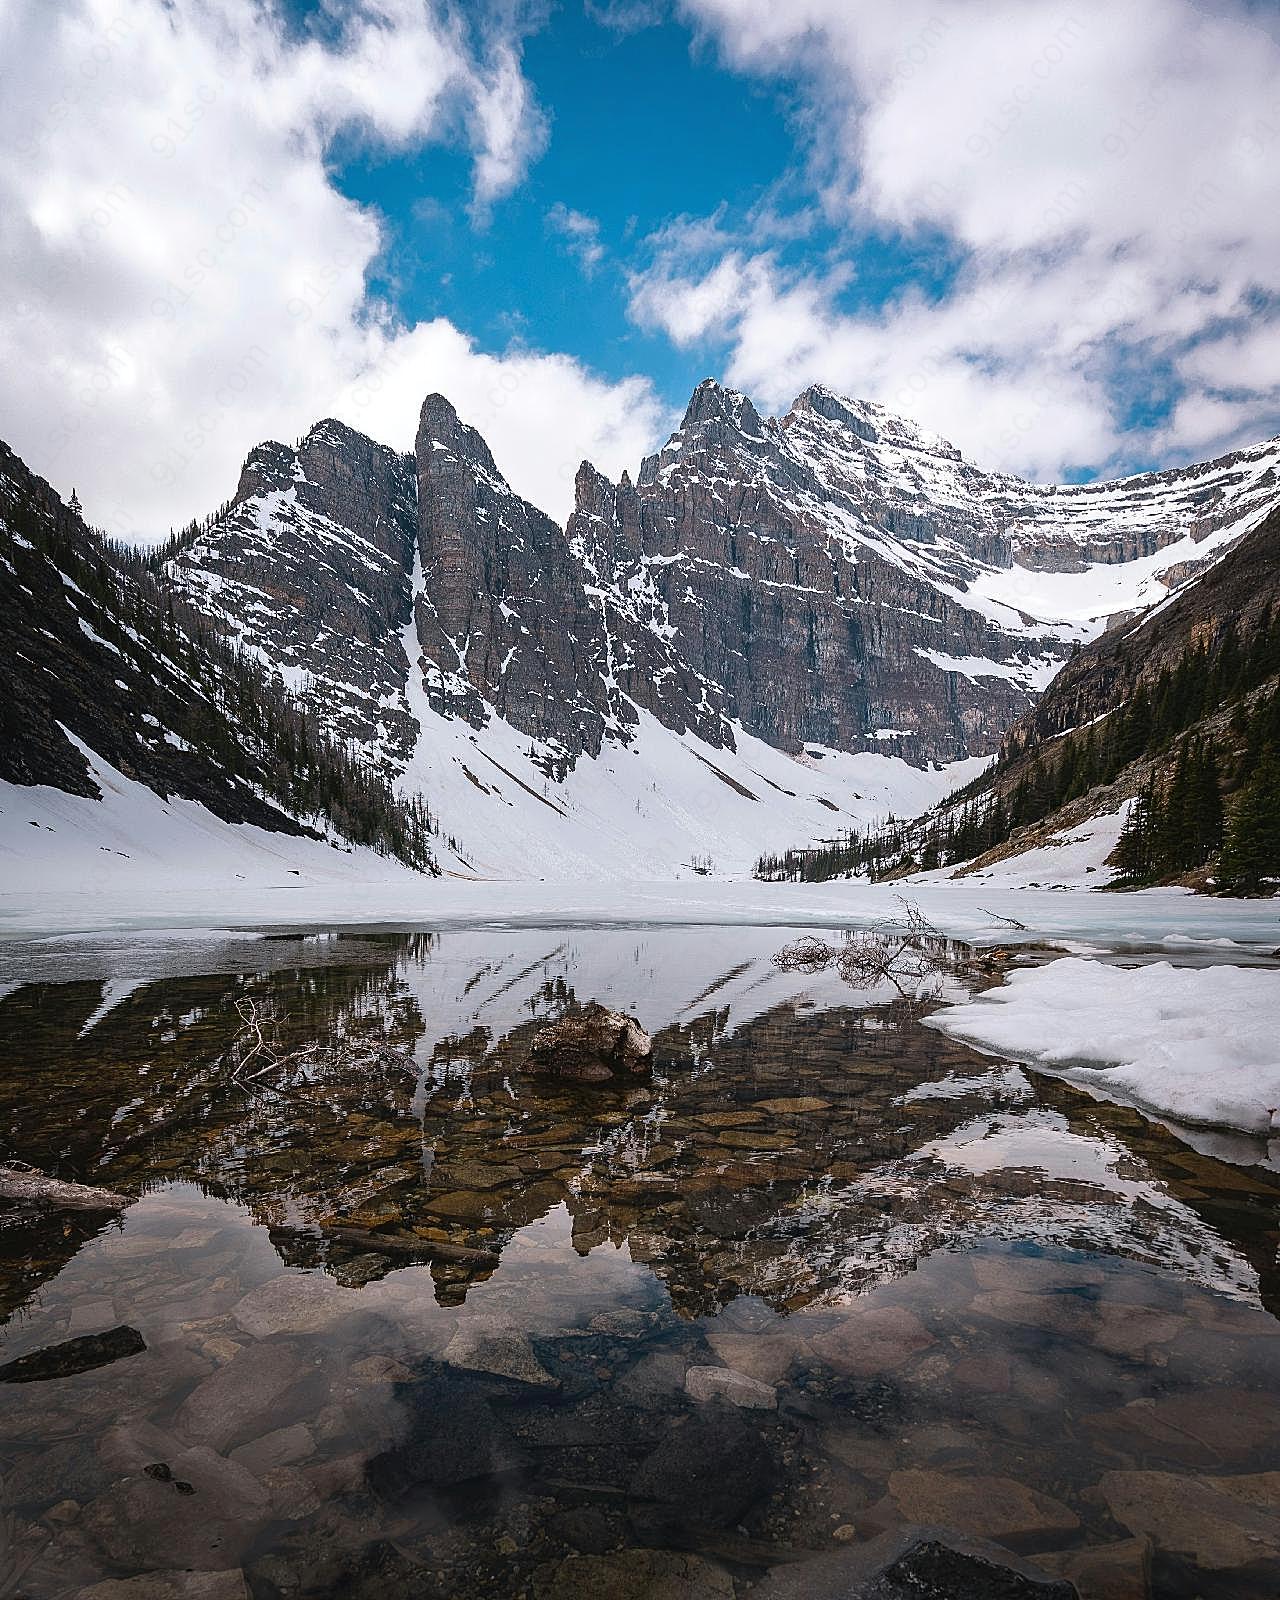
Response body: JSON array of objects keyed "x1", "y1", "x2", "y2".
[
  {"x1": 909, "y1": 807, "x2": 1128, "y2": 892},
  {"x1": 0, "y1": 745, "x2": 425, "y2": 900},
  {"x1": 928, "y1": 958, "x2": 1280, "y2": 1135}
]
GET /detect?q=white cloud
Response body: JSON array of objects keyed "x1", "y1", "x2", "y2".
[
  {"x1": 325, "y1": 318, "x2": 671, "y2": 522},
  {"x1": 546, "y1": 203, "x2": 606, "y2": 276},
  {"x1": 467, "y1": 35, "x2": 549, "y2": 215},
  {"x1": 636, "y1": 0, "x2": 1280, "y2": 474},
  {"x1": 0, "y1": 0, "x2": 657, "y2": 533},
  {"x1": 584, "y1": 0, "x2": 667, "y2": 33}
]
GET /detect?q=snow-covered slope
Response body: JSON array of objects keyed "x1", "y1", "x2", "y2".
[
  {"x1": 400, "y1": 692, "x2": 987, "y2": 880},
  {"x1": 154, "y1": 383, "x2": 1279, "y2": 880},
  {"x1": 0, "y1": 741, "x2": 424, "y2": 900}
]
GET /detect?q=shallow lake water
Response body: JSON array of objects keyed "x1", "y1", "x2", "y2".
[{"x1": 0, "y1": 925, "x2": 1277, "y2": 1599}]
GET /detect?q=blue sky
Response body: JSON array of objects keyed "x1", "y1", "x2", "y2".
[
  {"x1": 299, "y1": 0, "x2": 1280, "y2": 492},
  {"x1": 1, "y1": 0, "x2": 1277, "y2": 533},
  {"x1": 329, "y1": 5, "x2": 797, "y2": 406},
  {"x1": 328, "y1": 3, "x2": 968, "y2": 432}
]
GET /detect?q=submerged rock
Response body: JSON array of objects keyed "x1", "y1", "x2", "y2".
[
  {"x1": 0, "y1": 1325, "x2": 145, "y2": 1383},
  {"x1": 6, "y1": 1435, "x2": 114, "y2": 1505},
  {"x1": 1097, "y1": 1469, "x2": 1280, "y2": 1569},
  {"x1": 880, "y1": 1470, "x2": 1080, "y2": 1542},
  {"x1": 628, "y1": 1411, "x2": 775, "y2": 1533},
  {"x1": 231, "y1": 1273, "x2": 353, "y2": 1338},
  {"x1": 751, "y1": 1527, "x2": 1078, "y2": 1599},
  {"x1": 521, "y1": 1005, "x2": 653, "y2": 1083},
  {"x1": 174, "y1": 1340, "x2": 320, "y2": 1452},
  {"x1": 684, "y1": 1364, "x2": 777, "y2": 1410},
  {"x1": 73, "y1": 1574, "x2": 248, "y2": 1600},
  {"x1": 365, "y1": 1378, "x2": 524, "y2": 1496},
  {"x1": 859, "y1": 1538, "x2": 1078, "y2": 1598},
  {"x1": 534, "y1": 1549, "x2": 735, "y2": 1599},
  {"x1": 0, "y1": 1165, "x2": 128, "y2": 1210},
  {"x1": 442, "y1": 1324, "x2": 560, "y2": 1388}
]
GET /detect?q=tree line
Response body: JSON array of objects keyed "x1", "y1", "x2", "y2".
[
  {"x1": 5, "y1": 485, "x2": 437, "y2": 872},
  {"x1": 758, "y1": 608, "x2": 1280, "y2": 894}
]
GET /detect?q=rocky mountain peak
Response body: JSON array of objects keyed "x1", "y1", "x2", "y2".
[
  {"x1": 788, "y1": 384, "x2": 880, "y2": 444},
  {"x1": 231, "y1": 438, "x2": 296, "y2": 508},
  {"x1": 416, "y1": 392, "x2": 502, "y2": 484},
  {"x1": 413, "y1": 395, "x2": 615, "y2": 771},
  {"x1": 166, "y1": 416, "x2": 418, "y2": 770},
  {"x1": 785, "y1": 384, "x2": 963, "y2": 462},
  {"x1": 678, "y1": 378, "x2": 766, "y2": 438}
]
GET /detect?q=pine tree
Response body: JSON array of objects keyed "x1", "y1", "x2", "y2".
[
  {"x1": 1218, "y1": 751, "x2": 1280, "y2": 895},
  {"x1": 1188, "y1": 740, "x2": 1223, "y2": 866},
  {"x1": 1112, "y1": 782, "x2": 1159, "y2": 884},
  {"x1": 1158, "y1": 744, "x2": 1194, "y2": 872}
]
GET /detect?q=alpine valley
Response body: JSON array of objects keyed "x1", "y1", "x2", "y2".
[{"x1": 3, "y1": 378, "x2": 1279, "y2": 889}]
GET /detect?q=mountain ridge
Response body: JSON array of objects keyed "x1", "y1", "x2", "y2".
[
  {"x1": 0, "y1": 439, "x2": 435, "y2": 875},
  {"x1": 6, "y1": 378, "x2": 1279, "y2": 885},
  {"x1": 772, "y1": 503, "x2": 1280, "y2": 893}
]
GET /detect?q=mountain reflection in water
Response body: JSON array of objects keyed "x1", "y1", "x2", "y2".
[{"x1": 0, "y1": 926, "x2": 1276, "y2": 1598}]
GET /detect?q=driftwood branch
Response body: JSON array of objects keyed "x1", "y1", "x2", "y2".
[
  {"x1": 774, "y1": 899, "x2": 974, "y2": 1000},
  {"x1": 979, "y1": 907, "x2": 1030, "y2": 932},
  {"x1": 225, "y1": 997, "x2": 415, "y2": 1093},
  {"x1": 0, "y1": 1166, "x2": 127, "y2": 1211}
]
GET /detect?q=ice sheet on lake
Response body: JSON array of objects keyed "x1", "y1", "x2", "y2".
[{"x1": 927, "y1": 958, "x2": 1280, "y2": 1136}]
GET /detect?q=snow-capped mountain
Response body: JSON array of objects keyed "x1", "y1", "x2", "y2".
[
  {"x1": 0, "y1": 439, "x2": 434, "y2": 895},
  {"x1": 5, "y1": 380, "x2": 1277, "y2": 888},
  {"x1": 168, "y1": 420, "x2": 420, "y2": 773},
  {"x1": 607, "y1": 379, "x2": 1278, "y2": 758},
  {"x1": 156, "y1": 380, "x2": 1279, "y2": 877}
]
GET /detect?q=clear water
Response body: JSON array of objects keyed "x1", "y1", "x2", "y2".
[{"x1": 0, "y1": 926, "x2": 1277, "y2": 1598}]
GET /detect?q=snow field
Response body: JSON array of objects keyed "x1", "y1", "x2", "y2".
[{"x1": 928, "y1": 958, "x2": 1280, "y2": 1137}]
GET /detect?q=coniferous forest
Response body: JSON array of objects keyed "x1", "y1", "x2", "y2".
[
  {"x1": 1, "y1": 453, "x2": 437, "y2": 872},
  {"x1": 758, "y1": 589, "x2": 1280, "y2": 895}
]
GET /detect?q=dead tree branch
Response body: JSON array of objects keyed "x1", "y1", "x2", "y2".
[{"x1": 774, "y1": 899, "x2": 976, "y2": 1001}]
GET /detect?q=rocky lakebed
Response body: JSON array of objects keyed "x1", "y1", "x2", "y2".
[{"x1": 0, "y1": 923, "x2": 1276, "y2": 1599}]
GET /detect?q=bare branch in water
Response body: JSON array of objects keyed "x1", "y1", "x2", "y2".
[
  {"x1": 225, "y1": 996, "x2": 416, "y2": 1093},
  {"x1": 980, "y1": 907, "x2": 1029, "y2": 932},
  {"x1": 774, "y1": 899, "x2": 976, "y2": 1002}
]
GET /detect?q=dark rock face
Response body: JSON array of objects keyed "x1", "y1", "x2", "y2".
[
  {"x1": 568, "y1": 460, "x2": 731, "y2": 749},
  {"x1": 521, "y1": 1004, "x2": 654, "y2": 1082},
  {"x1": 168, "y1": 419, "x2": 420, "y2": 769},
  {"x1": 414, "y1": 394, "x2": 616, "y2": 776},
  {"x1": 561, "y1": 381, "x2": 1280, "y2": 762},
  {"x1": 567, "y1": 379, "x2": 1042, "y2": 761},
  {"x1": 0, "y1": 444, "x2": 322, "y2": 835}
]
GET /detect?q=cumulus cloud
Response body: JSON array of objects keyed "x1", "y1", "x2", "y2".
[
  {"x1": 632, "y1": 0, "x2": 1280, "y2": 475},
  {"x1": 0, "y1": 0, "x2": 657, "y2": 533}
]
